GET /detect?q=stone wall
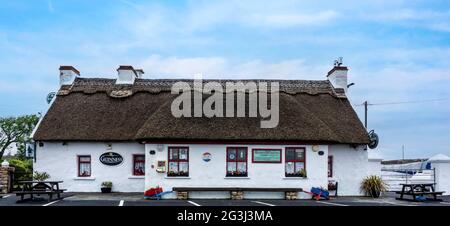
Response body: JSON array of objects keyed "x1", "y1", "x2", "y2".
[{"x1": 0, "y1": 167, "x2": 15, "y2": 193}]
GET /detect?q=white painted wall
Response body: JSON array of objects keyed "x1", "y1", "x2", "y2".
[
  {"x1": 34, "y1": 142, "x2": 145, "y2": 192},
  {"x1": 34, "y1": 142, "x2": 369, "y2": 198},
  {"x1": 145, "y1": 144, "x2": 336, "y2": 199},
  {"x1": 328, "y1": 145, "x2": 368, "y2": 196},
  {"x1": 367, "y1": 158, "x2": 382, "y2": 177},
  {"x1": 429, "y1": 160, "x2": 450, "y2": 194}
]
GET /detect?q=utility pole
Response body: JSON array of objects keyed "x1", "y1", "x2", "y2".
[
  {"x1": 402, "y1": 145, "x2": 405, "y2": 162},
  {"x1": 364, "y1": 101, "x2": 368, "y2": 129},
  {"x1": 402, "y1": 145, "x2": 407, "y2": 184}
]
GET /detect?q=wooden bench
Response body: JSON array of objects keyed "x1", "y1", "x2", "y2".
[{"x1": 172, "y1": 187, "x2": 303, "y2": 200}]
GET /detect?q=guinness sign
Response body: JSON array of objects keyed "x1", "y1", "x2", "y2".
[
  {"x1": 368, "y1": 130, "x2": 379, "y2": 149},
  {"x1": 99, "y1": 152, "x2": 123, "y2": 166}
]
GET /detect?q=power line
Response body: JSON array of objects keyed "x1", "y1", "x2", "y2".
[{"x1": 354, "y1": 97, "x2": 450, "y2": 107}]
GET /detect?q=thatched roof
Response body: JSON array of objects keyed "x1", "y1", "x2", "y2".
[{"x1": 33, "y1": 78, "x2": 369, "y2": 144}]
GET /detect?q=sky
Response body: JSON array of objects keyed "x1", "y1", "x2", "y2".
[{"x1": 0, "y1": 0, "x2": 449, "y2": 160}]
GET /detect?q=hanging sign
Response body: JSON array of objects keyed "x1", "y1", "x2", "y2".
[
  {"x1": 99, "y1": 152, "x2": 123, "y2": 166},
  {"x1": 368, "y1": 130, "x2": 379, "y2": 149},
  {"x1": 202, "y1": 152, "x2": 212, "y2": 162}
]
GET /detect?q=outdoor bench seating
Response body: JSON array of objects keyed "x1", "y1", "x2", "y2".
[
  {"x1": 396, "y1": 183, "x2": 445, "y2": 202},
  {"x1": 172, "y1": 187, "x2": 303, "y2": 200},
  {"x1": 15, "y1": 181, "x2": 65, "y2": 202},
  {"x1": 16, "y1": 189, "x2": 66, "y2": 201}
]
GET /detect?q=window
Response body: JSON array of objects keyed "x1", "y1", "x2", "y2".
[
  {"x1": 168, "y1": 147, "x2": 189, "y2": 177},
  {"x1": 226, "y1": 147, "x2": 248, "y2": 177},
  {"x1": 328, "y1": 156, "x2": 333, "y2": 177},
  {"x1": 133, "y1": 155, "x2": 145, "y2": 176},
  {"x1": 78, "y1": 155, "x2": 91, "y2": 177},
  {"x1": 285, "y1": 147, "x2": 306, "y2": 177}
]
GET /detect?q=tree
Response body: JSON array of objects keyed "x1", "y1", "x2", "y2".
[{"x1": 0, "y1": 115, "x2": 39, "y2": 160}]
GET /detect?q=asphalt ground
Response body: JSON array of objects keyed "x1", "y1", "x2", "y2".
[{"x1": 1, "y1": 192, "x2": 450, "y2": 206}]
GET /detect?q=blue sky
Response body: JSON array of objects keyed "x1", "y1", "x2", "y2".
[{"x1": 1, "y1": 0, "x2": 449, "y2": 159}]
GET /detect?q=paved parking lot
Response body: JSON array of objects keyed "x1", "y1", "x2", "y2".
[{"x1": 1, "y1": 192, "x2": 450, "y2": 206}]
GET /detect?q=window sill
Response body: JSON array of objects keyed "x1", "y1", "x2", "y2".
[
  {"x1": 73, "y1": 177, "x2": 96, "y2": 180},
  {"x1": 224, "y1": 177, "x2": 250, "y2": 179},
  {"x1": 282, "y1": 177, "x2": 307, "y2": 180},
  {"x1": 164, "y1": 176, "x2": 191, "y2": 179},
  {"x1": 128, "y1": 176, "x2": 145, "y2": 179}
]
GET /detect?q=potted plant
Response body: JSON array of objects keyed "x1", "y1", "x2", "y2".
[
  {"x1": 101, "y1": 181, "x2": 113, "y2": 193},
  {"x1": 328, "y1": 181, "x2": 337, "y2": 191},
  {"x1": 285, "y1": 169, "x2": 307, "y2": 178},
  {"x1": 298, "y1": 169, "x2": 307, "y2": 178},
  {"x1": 360, "y1": 175, "x2": 387, "y2": 198},
  {"x1": 168, "y1": 171, "x2": 189, "y2": 177}
]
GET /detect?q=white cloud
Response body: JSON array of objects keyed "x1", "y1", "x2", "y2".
[
  {"x1": 362, "y1": 9, "x2": 450, "y2": 32},
  {"x1": 139, "y1": 55, "x2": 328, "y2": 79},
  {"x1": 121, "y1": 0, "x2": 340, "y2": 39},
  {"x1": 47, "y1": 0, "x2": 54, "y2": 13},
  {"x1": 245, "y1": 10, "x2": 339, "y2": 28}
]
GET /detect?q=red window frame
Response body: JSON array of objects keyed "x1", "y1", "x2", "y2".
[
  {"x1": 285, "y1": 147, "x2": 306, "y2": 177},
  {"x1": 226, "y1": 147, "x2": 248, "y2": 177},
  {"x1": 251, "y1": 148, "x2": 282, "y2": 163},
  {"x1": 77, "y1": 155, "x2": 91, "y2": 177},
  {"x1": 167, "y1": 147, "x2": 189, "y2": 177},
  {"x1": 133, "y1": 154, "x2": 145, "y2": 176},
  {"x1": 328, "y1": 156, "x2": 333, "y2": 178}
]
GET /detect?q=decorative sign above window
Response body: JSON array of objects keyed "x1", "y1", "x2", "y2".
[
  {"x1": 99, "y1": 152, "x2": 123, "y2": 166},
  {"x1": 252, "y1": 149, "x2": 282, "y2": 163}
]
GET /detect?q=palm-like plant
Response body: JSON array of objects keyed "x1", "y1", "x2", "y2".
[{"x1": 360, "y1": 175, "x2": 387, "y2": 198}]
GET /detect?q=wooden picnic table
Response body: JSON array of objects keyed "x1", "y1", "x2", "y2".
[
  {"x1": 15, "y1": 181, "x2": 65, "y2": 202},
  {"x1": 396, "y1": 183, "x2": 444, "y2": 202}
]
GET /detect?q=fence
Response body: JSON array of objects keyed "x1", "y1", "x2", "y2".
[{"x1": 381, "y1": 168, "x2": 435, "y2": 191}]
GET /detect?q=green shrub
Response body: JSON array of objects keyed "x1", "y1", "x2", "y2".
[
  {"x1": 101, "y1": 181, "x2": 113, "y2": 188},
  {"x1": 8, "y1": 158, "x2": 33, "y2": 190},
  {"x1": 33, "y1": 171, "x2": 50, "y2": 181}
]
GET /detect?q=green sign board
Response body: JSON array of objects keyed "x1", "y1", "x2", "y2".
[{"x1": 252, "y1": 149, "x2": 282, "y2": 163}]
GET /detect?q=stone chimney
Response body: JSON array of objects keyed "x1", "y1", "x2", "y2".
[
  {"x1": 59, "y1": 66, "x2": 80, "y2": 86},
  {"x1": 116, "y1": 65, "x2": 137, "y2": 84},
  {"x1": 134, "y1": 69, "x2": 145, "y2": 78},
  {"x1": 327, "y1": 58, "x2": 348, "y2": 93}
]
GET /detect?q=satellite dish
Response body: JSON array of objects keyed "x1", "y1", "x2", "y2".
[
  {"x1": 368, "y1": 130, "x2": 379, "y2": 149},
  {"x1": 46, "y1": 92, "x2": 56, "y2": 104}
]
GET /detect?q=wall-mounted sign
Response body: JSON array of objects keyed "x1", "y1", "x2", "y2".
[
  {"x1": 156, "y1": 161, "x2": 166, "y2": 173},
  {"x1": 202, "y1": 152, "x2": 212, "y2": 162},
  {"x1": 99, "y1": 152, "x2": 123, "y2": 166},
  {"x1": 252, "y1": 149, "x2": 282, "y2": 163},
  {"x1": 368, "y1": 130, "x2": 379, "y2": 149}
]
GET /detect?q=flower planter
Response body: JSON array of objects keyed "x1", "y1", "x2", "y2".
[
  {"x1": 370, "y1": 189, "x2": 381, "y2": 198},
  {"x1": 101, "y1": 187, "x2": 112, "y2": 193}
]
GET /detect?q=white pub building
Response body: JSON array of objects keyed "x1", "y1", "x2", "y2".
[{"x1": 32, "y1": 63, "x2": 375, "y2": 199}]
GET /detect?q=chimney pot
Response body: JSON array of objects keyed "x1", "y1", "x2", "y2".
[
  {"x1": 327, "y1": 65, "x2": 348, "y2": 93},
  {"x1": 59, "y1": 65, "x2": 80, "y2": 86},
  {"x1": 116, "y1": 65, "x2": 137, "y2": 84}
]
